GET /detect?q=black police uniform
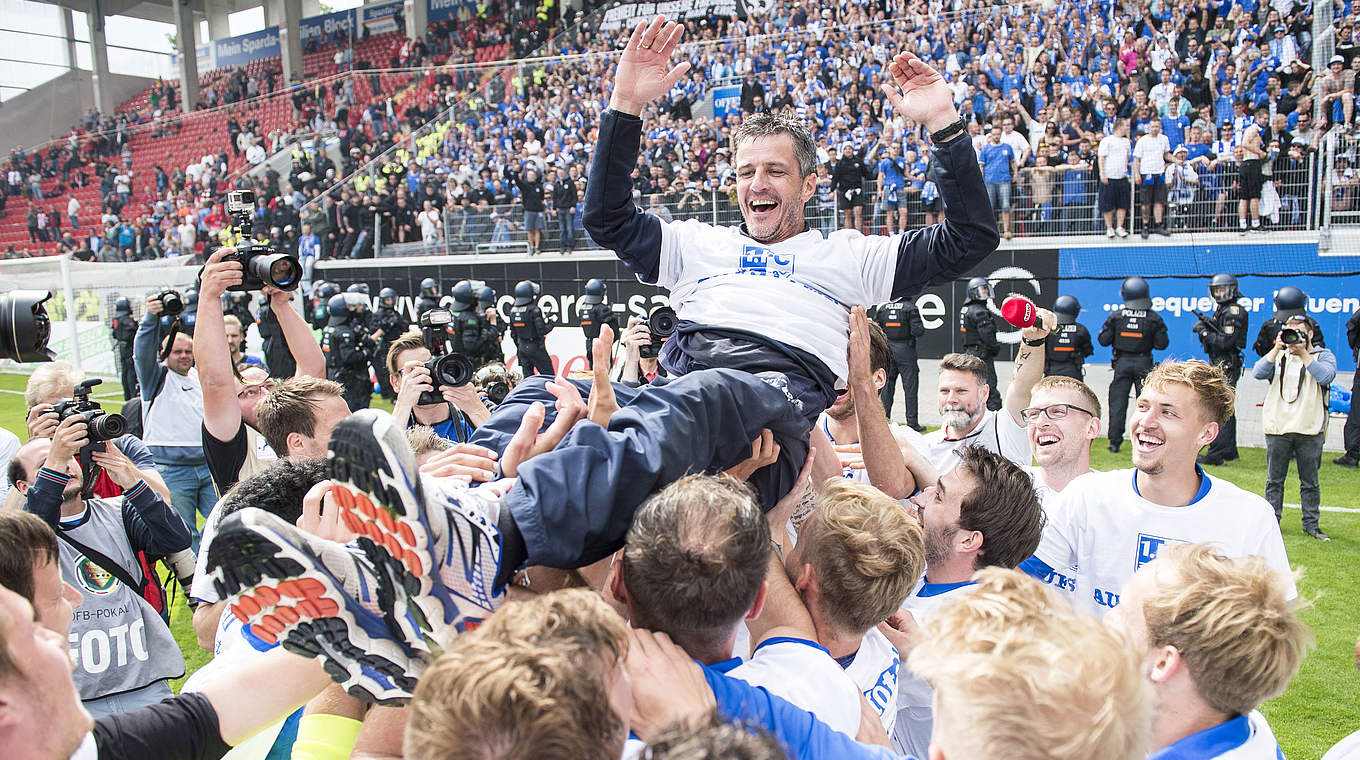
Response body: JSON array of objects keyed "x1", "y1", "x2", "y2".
[
  {"x1": 415, "y1": 295, "x2": 442, "y2": 316},
  {"x1": 873, "y1": 299, "x2": 925, "y2": 427},
  {"x1": 1044, "y1": 322, "x2": 1094, "y2": 380},
  {"x1": 1342, "y1": 310, "x2": 1360, "y2": 465},
  {"x1": 960, "y1": 299, "x2": 1003, "y2": 411},
  {"x1": 449, "y1": 306, "x2": 486, "y2": 361},
  {"x1": 479, "y1": 306, "x2": 506, "y2": 365},
  {"x1": 511, "y1": 303, "x2": 555, "y2": 375},
  {"x1": 580, "y1": 301, "x2": 615, "y2": 369},
  {"x1": 372, "y1": 302, "x2": 411, "y2": 400},
  {"x1": 256, "y1": 298, "x2": 297, "y2": 379},
  {"x1": 322, "y1": 308, "x2": 375, "y2": 411},
  {"x1": 1196, "y1": 301, "x2": 1248, "y2": 463},
  {"x1": 226, "y1": 295, "x2": 256, "y2": 338},
  {"x1": 1098, "y1": 306, "x2": 1169, "y2": 450},
  {"x1": 111, "y1": 311, "x2": 139, "y2": 400}
]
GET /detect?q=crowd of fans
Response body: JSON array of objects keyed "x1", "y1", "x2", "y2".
[
  {"x1": 0, "y1": 10, "x2": 1354, "y2": 760},
  {"x1": 0, "y1": 0, "x2": 1350, "y2": 259}
]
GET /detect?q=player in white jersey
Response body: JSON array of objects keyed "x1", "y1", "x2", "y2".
[
  {"x1": 747, "y1": 478, "x2": 925, "y2": 737},
  {"x1": 909, "y1": 568, "x2": 1150, "y2": 760},
  {"x1": 611, "y1": 474, "x2": 883, "y2": 737},
  {"x1": 1016, "y1": 375, "x2": 1104, "y2": 595},
  {"x1": 889, "y1": 445, "x2": 1045, "y2": 758},
  {"x1": 585, "y1": 17, "x2": 998, "y2": 501},
  {"x1": 1104, "y1": 544, "x2": 1309, "y2": 759},
  {"x1": 1028, "y1": 361, "x2": 1296, "y2": 617},
  {"x1": 819, "y1": 308, "x2": 937, "y2": 499},
  {"x1": 922, "y1": 306, "x2": 1055, "y2": 474}
]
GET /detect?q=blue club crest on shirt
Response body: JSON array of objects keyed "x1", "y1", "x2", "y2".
[
  {"x1": 739, "y1": 245, "x2": 795, "y2": 279},
  {"x1": 1135, "y1": 534, "x2": 1184, "y2": 571}
]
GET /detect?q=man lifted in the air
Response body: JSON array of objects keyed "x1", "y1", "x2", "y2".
[{"x1": 584, "y1": 16, "x2": 998, "y2": 430}]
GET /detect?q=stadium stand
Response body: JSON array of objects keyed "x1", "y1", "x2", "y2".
[{"x1": 0, "y1": 0, "x2": 1336, "y2": 259}]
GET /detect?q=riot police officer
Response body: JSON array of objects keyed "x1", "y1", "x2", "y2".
[
  {"x1": 111, "y1": 297, "x2": 139, "y2": 400},
  {"x1": 959, "y1": 276, "x2": 1002, "y2": 411},
  {"x1": 578, "y1": 279, "x2": 616, "y2": 369},
  {"x1": 182, "y1": 287, "x2": 199, "y2": 337},
  {"x1": 415, "y1": 277, "x2": 442, "y2": 316},
  {"x1": 309, "y1": 281, "x2": 340, "y2": 330},
  {"x1": 347, "y1": 283, "x2": 386, "y2": 400},
  {"x1": 873, "y1": 297, "x2": 926, "y2": 430},
  {"x1": 373, "y1": 287, "x2": 410, "y2": 400},
  {"x1": 477, "y1": 285, "x2": 505, "y2": 365},
  {"x1": 1044, "y1": 295, "x2": 1094, "y2": 380},
  {"x1": 448, "y1": 280, "x2": 486, "y2": 362},
  {"x1": 1253, "y1": 286, "x2": 1325, "y2": 357},
  {"x1": 255, "y1": 292, "x2": 296, "y2": 379},
  {"x1": 1194, "y1": 274, "x2": 1249, "y2": 465},
  {"x1": 322, "y1": 293, "x2": 375, "y2": 411},
  {"x1": 1098, "y1": 276, "x2": 1169, "y2": 453},
  {"x1": 509, "y1": 279, "x2": 555, "y2": 376}
]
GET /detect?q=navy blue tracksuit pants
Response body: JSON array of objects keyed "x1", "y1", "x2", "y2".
[{"x1": 473, "y1": 369, "x2": 811, "y2": 571}]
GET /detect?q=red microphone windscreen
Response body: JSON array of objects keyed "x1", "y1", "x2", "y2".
[{"x1": 1000, "y1": 296, "x2": 1036, "y2": 328}]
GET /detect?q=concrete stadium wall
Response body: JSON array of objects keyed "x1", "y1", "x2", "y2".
[{"x1": 0, "y1": 70, "x2": 155, "y2": 155}]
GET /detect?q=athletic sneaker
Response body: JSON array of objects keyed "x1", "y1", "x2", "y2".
[
  {"x1": 327, "y1": 408, "x2": 505, "y2": 649},
  {"x1": 205, "y1": 508, "x2": 426, "y2": 705},
  {"x1": 1115, "y1": 227, "x2": 1128, "y2": 238},
  {"x1": 1105, "y1": 227, "x2": 1116, "y2": 238}
]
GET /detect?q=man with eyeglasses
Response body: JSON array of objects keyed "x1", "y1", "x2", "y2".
[
  {"x1": 1022, "y1": 360, "x2": 1294, "y2": 616},
  {"x1": 189, "y1": 248, "x2": 332, "y2": 650}
]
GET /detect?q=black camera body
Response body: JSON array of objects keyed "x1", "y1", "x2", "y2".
[
  {"x1": 639, "y1": 306, "x2": 677, "y2": 359},
  {"x1": 1280, "y1": 327, "x2": 1303, "y2": 345},
  {"x1": 159, "y1": 289, "x2": 184, "y2": 317},
  {"x1": 53, "y1": 379, "x2": 126, "y2": 441},
  {"x1": 415, "y1": 308, "x2": 473, "y2": 405},
  {"x1": 223, "y1": 190, "x2": 302, "y2": 292}
]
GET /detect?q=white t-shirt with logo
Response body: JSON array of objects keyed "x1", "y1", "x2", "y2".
[
  {"x1": 892, "y1": 579, "x2": 978, "y2": 758},
  {"x1": 655, "y1": 221, "x2": 899, "y2": 382},
  {"x1": 845, "y1": 626, "x2": 901, "y2": 737},
  {"x1": 727, "y1": 637, "x2": 862, "y2": 738},
  {"x1": 1034, "y1": 469, "x2": 1296, "y2": 617},
  {"x1": 922, "y1": 409, "x2": 1030, "y2": 474},
  {"x1": 1026, "y1": 465, "x2": 1094, "y2": 595}
]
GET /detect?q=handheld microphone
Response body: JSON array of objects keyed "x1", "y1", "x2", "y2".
[{"x1": 1000, "y1": 295, "x2": 1037, "y2": 329}]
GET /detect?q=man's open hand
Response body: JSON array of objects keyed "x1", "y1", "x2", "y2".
[{"x1": 609, "y1": 16, "x2": 691, "y2": 115}]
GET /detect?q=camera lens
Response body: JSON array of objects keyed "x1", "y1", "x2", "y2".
[
  {"x1": 1280, "y1": 328, "x2": 1301, "y2": 345},
  {"x1": 429, "y1": 354, "x2": 474, "y2": 388},
  {"x1": 485, "y1": 380, "x2": 509, "y2": 405},
  {"x1": 250, "y1": 254, "x2": 302, "y2": 291},
  {"x1": 0, "y1": 290, "x2": 55, "y2": 362},
  {"x1": 89, "y1": 411, "x2": 127, "y2": 440},
  {"x1": 648, "y1": 306, "x2": 678, "y2": 339}
]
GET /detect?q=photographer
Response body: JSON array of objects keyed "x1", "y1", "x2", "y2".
[
  {"x1": 616, "y1": 316, "x2": 669, "y2": 386},
  {"x1": 196, "y1": 247, "x2": 326, "y2": 496},
  {"x1": 1253, "y1": 316, "x2": 1338, "y2": 541},
  {"x1": 8, "y1": 415, "x2": 190, "y2": 717},
  {"x1": 386, "y1": 331, "x2": 490, "y2": 443},
  {"x1": 135, "y1": 290, "x2": 212, "y2": 550}
]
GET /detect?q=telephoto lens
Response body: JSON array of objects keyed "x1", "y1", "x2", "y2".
[
  {"x1": 1279, "y1": 328, "x2": 1301, "y2": 345},
  {"x1": 159, "y1": 290, "x2": 184, "y2": 316},
  {"x1": 0, "y1": 290, "x2": 55, "y2": 362}
]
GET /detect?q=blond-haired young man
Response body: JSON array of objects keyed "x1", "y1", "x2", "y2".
[
  {"x1": 1027, "y1": 361, "x2": 1294, "y2": 616},
  {"x1": 1106, "y1": 544, "x2": 1310, "y2": 758}
]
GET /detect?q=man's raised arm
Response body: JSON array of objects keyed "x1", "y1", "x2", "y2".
[
  {"x1": 195, "y1": 249, "x2": 247, "y2": 443},
  {"x1": 583, "y1": 16, "x2": 690, "y2": 283},
  {"x1": 878, "y1": 53, "x2": 999, "y2": 299},
  {"x1": 272, "y1": 286, "x2": 324, "y2": 378}
]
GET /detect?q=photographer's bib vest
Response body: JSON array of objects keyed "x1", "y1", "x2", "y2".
[
  {"x1": 142, "y1": 367, "x2": 205, "y2": 451},
  {"x1": 59, "y1": 499, "x2": 184, "y2": 702},
  {"x1": 1263, "y1": 353, "x2": 1329, "y2": 436}
]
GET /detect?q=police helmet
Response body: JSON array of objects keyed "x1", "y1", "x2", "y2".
[
  {"x1": 185, "y1": 288, "x2": 199, "y2": 310},
  {"x1": 378, "y1": 287, "x2": 398, "y2": 308},
  {"x1": 966, "y1": 276, "x2": 991, "y2": 302},
  {"x1": 1274, "y1": 286, "x2": 1307, "y2": 319},
  {"x1": 477, "y1": 286, "x2": 496, "y2": 309},
  {"x1": 420, "y1": 278, "x2": 440, "y2": 298},
  {"x1": 114, "y1": 297, "x2": 131, "y2": 316},
  {"x1": 582, "y1": 278, "x2": 606, "y2": 305},
  {"x1": 450, "y1": 280, "x2": 476, "y2": 311},
  {"x1": 317, "y1": 282, "x2": 341, "y2": 302},
  {"x1": 1120, "y1": 277, "x2": 1152, "y2": 310},
  {"x1": 1209, "y1": 273, "x2": 1240, "y2": 305},
  {"x1": 346, "y1": 283, "x2": 370, "y2": 295},
  {"x1": 513, "y1": 280, "x2": 540, "y2": 306},
  {"x1": 326, "y1": 293, "x2": 349, "y2": 319},
  {"x1": 1053, "y1": 295, "x2": 1080, "y2": 324}
]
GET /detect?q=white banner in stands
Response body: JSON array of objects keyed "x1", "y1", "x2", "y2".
[
  {"x1": 361, "y1": 1, "x2": 404, "y2": 34},
  {"x1": 599, "y1": 0, "x2": 747, "y2": 31}
]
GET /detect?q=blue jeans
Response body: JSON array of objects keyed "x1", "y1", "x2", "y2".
[{"x1": 157, "y1": 462, "x2": 215, "y2": 551}]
